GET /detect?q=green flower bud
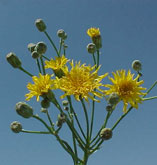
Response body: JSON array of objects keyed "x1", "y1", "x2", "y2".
[
  {"x1": 28, "y1": 43, "x2": 36, "y2": 53},
  {"x1": 92, "y1": 35, "x2": 102, "y2": 49},
  {"x1": 62, "y1": 33, "x2": 67, "y2": 40},
  {"x1": 45, "y1": 90, "x2": 55, "y2": 102},
  {"x1": 31, "y1": 51, "x2": 40, "y2": 59},
  {"x1": 64, "y1": 106, "x2": 69, "y2": 111},
  {"x1": 10, "y1": 121, "x2": 22, "y2": 133},
  {"x1": 108, "y1": 93, "x2": 120, "y2": 105},
  {"x1": 100, "y1": 128, "x2": 112, "y2": 140},
  {"x1": 58, "y1": 113, "x2": 66, "y2": 123},
  {"x1": 35, "y1": 42, "x2": 47, "y2": 54},
  {"x1": 35, "y1": 19, "x2": 46, "y2": 32},
  {"x1": 56, "y1": 120, "x2": 63, "y2": 127},
  {"x1": 15, "y1": 102, "x2": 33, "y2": 118},
  {"x1": 57, "y1": 29, "x2": 66, "y2": 38},
  {"x1": 6, "y1": 52, "x2": 22, "y2": 68},
  {"x1": 87, "y1": 43, "x2": 96, "y2": 54},
  {"x1": 106, "y1": 104, "x2": 113, "y2": 112},
  {"x1": 41, "y1": 98, "x2": 50, "y2": 108},
  {"x1": 62, "y1": 100, "x2": 69, "y2": 106},
  {"x1": 132, "y1": 60, "x2": 142, "y2": 71}
]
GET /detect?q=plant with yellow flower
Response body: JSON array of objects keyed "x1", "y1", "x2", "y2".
[{"x1": 7, "y1": 19, "x2": 157, "y2": 165}]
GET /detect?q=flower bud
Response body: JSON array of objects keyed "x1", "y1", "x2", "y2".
[
  {"x1": 62, "y1": 100, "x2": 69, "y2": 106},
  {"x1": 132, "y1": 60, "x2": 142, "y2": 71},
  {"x1": 28, "y1": 43, "x2": 36, "y2": 53},
  {"x1": 31, "y1": 51, "x2": 40, "y2": 59},
  {"x1": 92, "y1": 35, "x2": 102, "y2": 49},
  {"x1": 58, "y1": 113, "x2": 66, "y2": 123},
  {"x1": 41, "y1": 98, "x2": 50, "y2": 108},
  {"x1": 35, "y1": 42, "x2": 47, "y2": 54},
  {"x1": 108, "y1": 93, "x2": 120, "y2": 105},
  {"x1": 56, "y1": 120, "x2": 63, "y2": 127},
  {"x1": 35, "y1": 19, "x2": 46, "y2": 32},
  {"x1": 57, "y1": 29, "x2": 66, "y2": 38},
  {"x1": 6, "y1": 52, "x2": 22, "y2": 68},
  {"x1": 87, "y1": 43, "x2": 96, "y2": 54},
  {"x1": 100, "y1": 128, "x2": 112, "y2": 140},
  {"x1": 10, "y1": 121, "x2": 22, "y2": 133},
  {"x1": 15, "y1": 102, "x2": 33, "y2": 118},
  {"x1": 45, "y1": 90, "x2": 55, "y2": 102},
  {"x1": 106, "y1": 104, "x2": 113, "y2": 112},
  {"x1": 64, "y1": 106, "x2": 69, "y2": 111}
]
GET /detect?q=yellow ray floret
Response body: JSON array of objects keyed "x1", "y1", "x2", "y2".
[
  {"x1": 45, "y1": 55, "x2": 69, "y2": 71},
  {"x1": 56, "y1": 61, "x2": 108, "y2": 102},
  {"x1": 87, "y1": 27, "x2": 100, "y2": 38},
  {"x1": 25, "y1": 73, "x2": 56, "y2": 101},
  {"x1": 105, "y1": 70, "x2": 146, "y2": 113}
]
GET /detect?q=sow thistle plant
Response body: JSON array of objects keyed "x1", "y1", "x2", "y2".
[{"x1": 7, "y1": 19, "x2": 157, "y2": 165}]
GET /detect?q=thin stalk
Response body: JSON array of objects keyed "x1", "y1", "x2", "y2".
[
  {"x1": 40, "y1": 56, "x2": 46, "y2": 75},
  {"x1": 144, "y1": 80, "x2": 157, "y2": 97},
  {"x1": 96, "y1": 50, "x2": 100, "y2": 68},
  {"x1": 21, "y1": 129, "x2": 51, "y2": 134},
  {"x1": 44, "y1": 31, "x2": 60, "y2": 57},
  {"x1": 36, "y1": 59, "x2": 42, "y2": 73},
  {"x1": 89, "y1": 99, "x2": 95, "y2": 139},
  {"x1": 42, "y1": 55, "x2": 50, "y2": 61},
  {"x1": 19, "y1": 66, "x2": 33, "y2": 77},
  {"x1": 80, "y1": 98, "x2": 90, "y2": 140},
  {"x1": 92, "y1": 53, "x2": 96, "y2": 66},
  {"x1": 46, "y1": 109, "x2": 54, "y2": 127},
  {"x1": 58, "y1": 38, "x2": 63, "y2": 56},
  {"x1": 67, "y1": 96, "x2": 86, "y2": 140},
  {"x1": 142, "y1": 96, "x2": 157, "y2": 101}
]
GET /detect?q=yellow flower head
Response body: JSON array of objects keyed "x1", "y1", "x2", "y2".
[
  {"x1": 45, "y1": 55, "x2": 69, "y2": 71},
  {"x1": 56, "y1": 61, "x2": 108, "y2": 102},
  {"x1": 87, "y1": 27, "x2": 100, "y2": 38},
  {"x1": 25, "y1": 73, "x2": 55, "y2": 101},
  {"x1": 105, "y1": 70, "x2": 146, "y2": 113}
]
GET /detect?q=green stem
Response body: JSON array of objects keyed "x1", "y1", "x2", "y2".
[
  {"x1": 142, "y1": 96, "x2": 157, "y2": 101},
  {"x1": 19, "y1": 66, "x2": 33, "y2": 77},
  {"x1": 44, "y1": 31, "x2": 60, "y2": 57},
  {"x1": 92, "y1": 53, "x2": 96, "y2": 66},
  {"x1": 21, "y1": 129, "x2": 51, "y2": 134},
  {"x1": 42, "y1": 55, "x2": 50, "y2": 61},
  {"x1": 96, "y1": 50, "x2": 100, "y2": 68},
  {"x1": 46, "y1": 109, "x2": 54, "y2": 127},
  {"x1": 36, "y1": 59, "x2": 42, "y2": 73},
  {"x1": 144, "y1": 80, "x2": 157, "y2": 97},
  {"x1": 58, "y1": 38, "x2": 63, "y2": 56},
  {"x1": 89, "y1": 100, "x2": 95, "y2": 140},
  {"x1": 80, "y1": 98, "x2": 89, "y2": 140},
  {"x1": 40, "y1": 56, "x2": 46, "y2": 75},
  {"x1": 67, "y1": 96, "x2": 86, "y2": 140}
]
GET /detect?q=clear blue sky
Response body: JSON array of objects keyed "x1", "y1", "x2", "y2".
[{"x1": 0, "y1": 0, "x2": 157, "y2": 165}]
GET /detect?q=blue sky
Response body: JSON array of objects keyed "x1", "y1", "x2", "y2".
[{"x1": 0, "y1": 0, "x2": 157, "y2": 164}]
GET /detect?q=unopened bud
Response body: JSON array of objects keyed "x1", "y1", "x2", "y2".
[
  {"x1": 100, "y1": 128, "x2": 112, "y2": 140},
  {"x1": 10, "y1": 121, "x2": 22, "y2": 133},
  {"x1": 62, "y1": 100, "x2": 69, "y2": 106},
  {"x1": 35, "y1": 19, "x2": 46, "y2": 32},
  {"x1": 108, "y1": 93, "x2": 120, "y2": 105},
  {"x1": 15, "y1": 102, "x2": 33, "y2": 118},
  {"x1": 6, "y1": 52, "x2": 22, "y2": 68},
  {"x1": 31, "y1": 51, "x2": 40, "y2": 59},
  {"x1": 56, "y1": 120, "x2": 63, "y2": 127},
  {"x1": 58, "y1": 113, "x2": 66, "y2": 123},
  {"x1": 64, "y1": 106, "x2": 69, "y2": 111},
  {"x1": 92, "y1": 35, "x2": 102, "y2": 49},
  {"x1": 57, "y1": 29, "x2": 66, "y2": 38},
  {"x1": 87, "y1": 43, "x2": 96, "y2": 54},
  {"x1": 132, "y1": 60, "x2": 142, "y2": 71},
  {"x1": 35, "y1": 42, "x2": 47, "y2": 54},
  {"x1": 106, "y1": 105, "x2": 113, "y2": 112},
  {"x1": 28, "y1": 43, "x2": 36, "y2": 53},
  {"x1": 40, "y1": 108, "x2": 47, "y2": 113},
  {"x1": 41, "y1": 98, "x2": 50, "y2": 108}
]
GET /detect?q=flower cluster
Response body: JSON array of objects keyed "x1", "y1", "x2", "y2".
[{"x1": 7, "y1": 19, "x2": 157, "y2": 165}]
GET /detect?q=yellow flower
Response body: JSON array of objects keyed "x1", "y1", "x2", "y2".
[
  {"x1": 45, "y1": 55, "x2": 69, "y2": 71},
  {"x1": 25, "y1": 73, "x2": 55, "y2": 101},
  {"x1": 105, "y1": 70, "x2": 146, "y2": 113},
  {"x1": 87, "y1": 27, "x2": 100, "y2": 38},
  {"x1": 56, "y1": 61, "x2": 108, "y2": 102}
]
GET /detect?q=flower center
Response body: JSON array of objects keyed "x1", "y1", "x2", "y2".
[{"x1": 118, "y1": 82, "x2": 134, "y2": 97}]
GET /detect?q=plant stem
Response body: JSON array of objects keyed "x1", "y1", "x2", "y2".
[
  {"x1": 36, "y1": 58, "x2": 42, "y2": 73},
  {"x1": 44, "y1": 31, "x2": 60, "y2": 57},
  {"x1": 42, "y1": 55, "x2": 50, "y2": 61},
  {"x1": 142, "y1": 96, "x2": 157, "y2": 101},
  {"x1": 19, "y1": 66, "x2": 33, "y2": 77},
  {"x1": 21, "y1": 129, "x2": 51, "y2": 134},
  {"x1": 92, "y1": 53, "x2": 96, "y2": 66},
  {"x1": 96, "y1": 50, "x2": 100, "y2": 68},
  {"x1": 40, "y1": 56, "x2": 46, "y2": 75}
]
